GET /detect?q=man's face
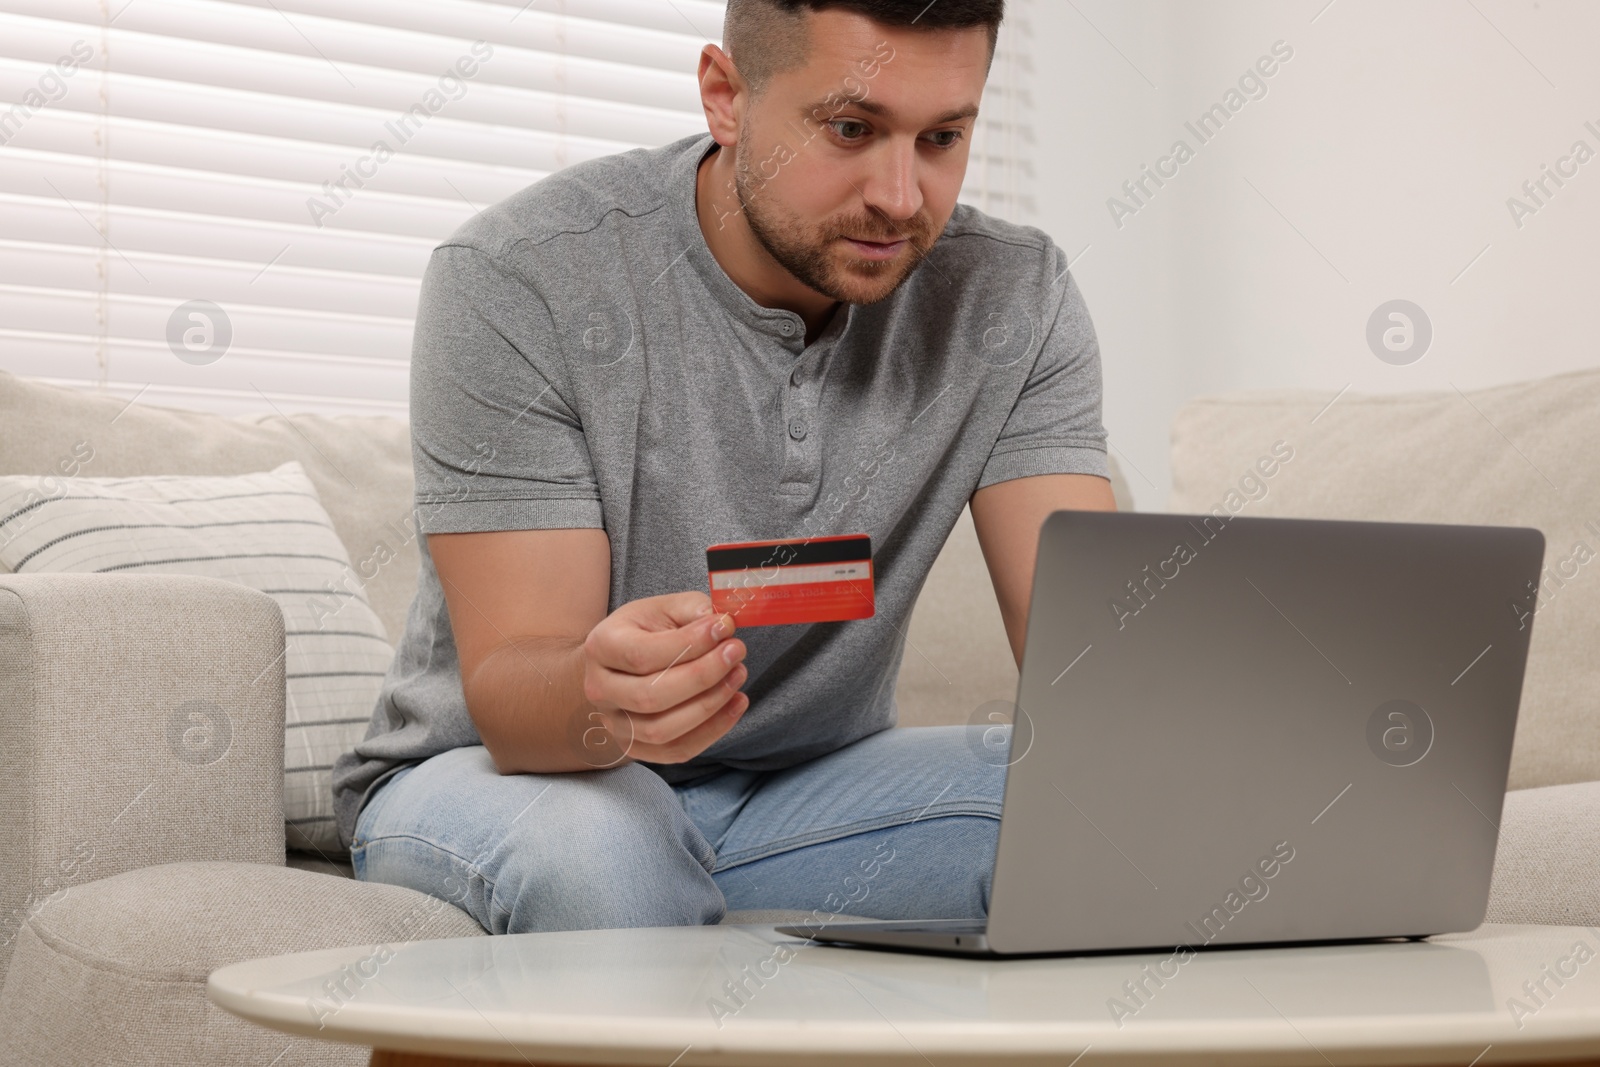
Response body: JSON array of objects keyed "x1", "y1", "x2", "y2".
[{"x1": 730, "y1": 11, "x2": 991, "y2": 305}]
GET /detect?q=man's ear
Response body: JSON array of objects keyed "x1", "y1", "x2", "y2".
[{"x1": 698, "y1": 44, "x2": 745, "y2": 148}]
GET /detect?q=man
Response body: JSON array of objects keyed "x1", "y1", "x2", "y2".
[{"x1": 330, "y1": 0, "x2": 1114, "y2": 934}]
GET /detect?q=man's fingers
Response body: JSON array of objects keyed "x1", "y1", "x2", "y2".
[
  {"x1": 619, "y1": 663, "x2": 750, "y2": 747},
  {"x1": 593, "y1": 637, "x2": 745, "y2": 714},
  {"x1": 620, "y1": 689, "x2": 750, "y2": 764},
  {"x1": 588, "y1": 599, "x2": 737, "y2": 676}
]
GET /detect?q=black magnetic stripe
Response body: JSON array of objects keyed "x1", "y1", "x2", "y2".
[{"x1": 707, "y1": 536, "x2": 871, "y2": 572}]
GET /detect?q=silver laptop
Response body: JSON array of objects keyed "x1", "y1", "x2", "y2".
[{"x1": 779, "y1": 511, "x2": 1545, "y2": 956}]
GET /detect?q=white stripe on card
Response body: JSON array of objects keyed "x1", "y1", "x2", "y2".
[{"x1": 710, "y1": 560, "x2": 870, "y2": 590}]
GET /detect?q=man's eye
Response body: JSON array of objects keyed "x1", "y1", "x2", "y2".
[
  {"x1": 830, "y1": 120, "x2": 869, "y2": 141},
  {"x1": 926, "y1": 130, "x2": 963, "y2": 148}
]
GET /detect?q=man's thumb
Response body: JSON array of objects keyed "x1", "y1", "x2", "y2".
[{"x1": 646, "y1": 590, "x2": 719, "y2": 631}]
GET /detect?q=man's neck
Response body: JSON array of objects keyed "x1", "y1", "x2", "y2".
[{"x1": 695, "y1": 144, "x2": 841, "y2": 344}]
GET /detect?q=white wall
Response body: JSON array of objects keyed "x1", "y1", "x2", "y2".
[
  {"x1": 1032, "y1": 0, "x2": 1600, "y2": 510},
  {"x1": 1030, "y1": 0, "x2": 1181, "y2": 510}
]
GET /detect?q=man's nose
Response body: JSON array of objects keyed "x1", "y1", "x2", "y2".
[{"x1": 857, "y1": 138, "x2": 924, "y2": 223}]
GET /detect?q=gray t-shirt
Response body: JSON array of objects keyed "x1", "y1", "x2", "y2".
[{"x1": 330, "y1": 132, "x2": 1108, "y2": 850}]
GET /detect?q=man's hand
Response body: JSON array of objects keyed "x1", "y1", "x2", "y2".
[
  {"x1": 582, "y1": 592, "x2": 749, "y2": 764},
  {"x1": 431, "y1": 528, "x2": 751, "y2": 775}
]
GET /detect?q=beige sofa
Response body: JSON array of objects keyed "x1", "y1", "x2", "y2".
[{"x1": 0, "y1": 365, "x2": 1595, "y2": 1065}]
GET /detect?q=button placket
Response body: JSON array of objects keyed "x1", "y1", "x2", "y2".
[
  {"x1": 778, "y1": 357, "x2": 821, "y2": 494},
  {"x1": 776, "y1": 316, "x2": 838, "y2": 496}
]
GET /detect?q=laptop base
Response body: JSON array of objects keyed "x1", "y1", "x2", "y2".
[
  {"x1": 777, "y1": 920, "x2": 1439, "y2": 959},
  {"x1": 775, "y1": 919, "x2": 997, "y2": 957}
]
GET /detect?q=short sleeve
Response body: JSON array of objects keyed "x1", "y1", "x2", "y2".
[
  {"x1": 977, "y1": 255, "x2": 1111, "y2": 490},
  {"x1": 409, "y1": 243, "x2": 604, "y2": 535}
]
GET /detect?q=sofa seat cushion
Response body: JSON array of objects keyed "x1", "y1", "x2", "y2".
[
  {"x1": 0, "y1": 861, "x2": 485, "y2": 1067},
  {"x1": 286, "y1": 849, "x2": 356, "y2": 879},
  {"x1": 1487, "y1": 780, "x2": 1600, "y2": 927}
]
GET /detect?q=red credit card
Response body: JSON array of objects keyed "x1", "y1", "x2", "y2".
[{"x1": 706, "y1": 534, "x2": 874, "y2": 627}]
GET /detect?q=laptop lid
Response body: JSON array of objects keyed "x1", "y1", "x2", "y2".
[{"x1": 985, "y1": 512, "x2": 1544, "y2": 956}]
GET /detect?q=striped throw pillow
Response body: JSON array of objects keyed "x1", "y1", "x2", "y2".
[{"x1": 0, "y1": 461, "x2": 392, "y2": 857}]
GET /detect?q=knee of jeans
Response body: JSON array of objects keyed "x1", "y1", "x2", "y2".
[{"x1": 481, "y1": 766, "x2": 725, "y2": 934}]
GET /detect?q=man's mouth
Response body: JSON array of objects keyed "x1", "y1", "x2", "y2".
[{"x1": 842, "y1": 236, "x2": 909, "y2": 261}]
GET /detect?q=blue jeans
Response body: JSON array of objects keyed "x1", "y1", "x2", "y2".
[{"x1": 351, "y1": 725, "x2": 1006, "y2": 934}]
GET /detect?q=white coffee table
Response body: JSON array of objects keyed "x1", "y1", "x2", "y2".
[{"x1": 209, "y1": 921, "x2": 1600, "y2": 1066}]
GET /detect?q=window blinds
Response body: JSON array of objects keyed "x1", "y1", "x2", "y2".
[{"x1": 0, "y1": 0, "x2": 1034, "y2": 416}]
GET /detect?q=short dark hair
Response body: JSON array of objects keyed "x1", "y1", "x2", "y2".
[{"x1": 724, "y1": 0, "x2": 1005, "y2": 93}]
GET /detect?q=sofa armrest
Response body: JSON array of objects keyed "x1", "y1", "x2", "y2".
[{"x1": 0, "y1": 573, "x2": 286, "y2": 973}]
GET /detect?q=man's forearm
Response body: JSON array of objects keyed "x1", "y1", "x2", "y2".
[{"x1": 463, "y1": 636, "x2": 626, "y2": 774}]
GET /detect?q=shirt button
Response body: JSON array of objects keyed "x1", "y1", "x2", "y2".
[
  {"x1": 790, "y1": 367, "x2": 803, "y2": 386},
  {"x1": 788, "y1": 418, "x2": 808, "y2": 441},
  {"x1": 778, "y1": 320, "x2": 796, "y2": 337}
]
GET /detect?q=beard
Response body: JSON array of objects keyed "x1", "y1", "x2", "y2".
[{"x1": 733, "y1": 140, "x2": 939, "y2": 306}]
